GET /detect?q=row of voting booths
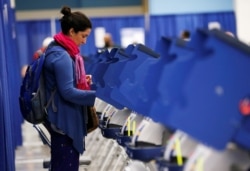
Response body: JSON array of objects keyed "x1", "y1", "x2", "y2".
[{"x1": 85, "y1": 28, "x2": 250, "y2": 171}]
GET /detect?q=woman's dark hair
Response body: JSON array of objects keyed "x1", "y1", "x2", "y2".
[{"x1": 60, "y1": 6, "x2": 92, "y2": 34}]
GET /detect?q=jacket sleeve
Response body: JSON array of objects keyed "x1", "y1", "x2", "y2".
[{"x1": 51, "y1": 50, "x2": 96, "y2": 106}]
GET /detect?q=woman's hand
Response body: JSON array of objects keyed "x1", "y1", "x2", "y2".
[{"x1": 86, "y1": 75, "x2": 92, "y2": 85}]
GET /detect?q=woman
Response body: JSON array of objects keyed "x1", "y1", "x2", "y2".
[{"x1": 44, "y1": 6, "x2": 96, "y2": 171}]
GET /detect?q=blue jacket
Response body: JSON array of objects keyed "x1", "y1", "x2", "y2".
[{"x1": 44, "y1": 42, "x2": 96, "y2": 153}]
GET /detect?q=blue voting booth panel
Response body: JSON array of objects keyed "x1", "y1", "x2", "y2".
[
  {"x1": 118, "y1": 38, "x2": 169, "y2": 114},
  {"x1": 103, "y1": 45, "x2": 135, "y2": 88},
  {"x1": 149, "y1": 29, "x2": 250, "y2": 150},
  {"x1": 92, "y1": 48, "x2": 124, "y2": 108},
  {"x1": 91, "y1": 50, "x2": 113, "y2": 88},
  {"x1": 233, "y1": 120, "x2": 250, "y2": 150},
  {"x1": 85, "y1": 49, "x2": 112, "y2": 75},
  {"x1": 84, "y1": 53, "x2": 101, "y2": 75},
  {"x1": 95, "y1": 45, "x2": 136, "y2": 109},
  {"x1": 119, "y1": 37, "x2": 193, "y2": 116},
  {"x1": 111, "y1": 44, "x2": 160, "y2": 110}
]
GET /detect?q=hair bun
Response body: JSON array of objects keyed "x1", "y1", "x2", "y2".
[{"x1": 61, "y1": 6, "x2": 71, "y2": 16}]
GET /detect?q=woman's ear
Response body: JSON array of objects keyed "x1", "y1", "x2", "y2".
[{"x1": 69, "y1": 28, "x2": 75, "y2": 37}]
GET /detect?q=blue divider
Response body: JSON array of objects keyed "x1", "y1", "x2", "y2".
[
  {"x1": 103, "y1": 45, "x2": 135, "y2": 89},
  {"x1": 146, "y1": 37, "x2": 195, "y2": 123},
  {"x1": 110, "y1": 44, "x2": 160, "y2": 109},
  {"x1": 84, "y1": 52, "x2": 103, "y2": 75},
  {"x1": 118, "y1": 37, "x2": 174, "y2": 115},
  {"x1": 95, "y1": 46, "x2": 136, "y2": 109},
  {"x1": 91, "y1": 50, "x2": 113, "y2": 88},
  {"x1": 149, "y1": 28, "x2": 250, "y2": 150}
]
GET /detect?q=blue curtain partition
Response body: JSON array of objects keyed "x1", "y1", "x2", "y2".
[{"x1": 0, "y1": 0, "x2": 23, "y2": 170}]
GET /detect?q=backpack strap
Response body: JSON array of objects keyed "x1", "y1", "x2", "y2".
[
  {"x1": 43, "y1": 45, "x2": 65, "y2": 114},
  {"x1": 44, "y1": 89, "x2": 57, "y2": 113}
]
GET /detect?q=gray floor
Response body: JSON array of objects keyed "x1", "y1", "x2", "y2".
[
  {"x1": 15, "y1": 121, "x2": 129, "y2": 171},
  {"x1": 15, "y1": 122, "x2": 51, "y2": 171}
]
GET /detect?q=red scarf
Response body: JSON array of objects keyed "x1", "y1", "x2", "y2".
[{"x1": 54, "y1": 32, "x2": 90, "y2": 90}]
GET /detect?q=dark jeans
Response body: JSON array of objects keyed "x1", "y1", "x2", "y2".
[{"x1": 50, "y1": 127, "x2": 80, "y2": 171}]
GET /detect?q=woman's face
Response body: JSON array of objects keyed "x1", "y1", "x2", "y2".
[{"x1": 69, "y1": 28, "x2": 91, "y2": 46}]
